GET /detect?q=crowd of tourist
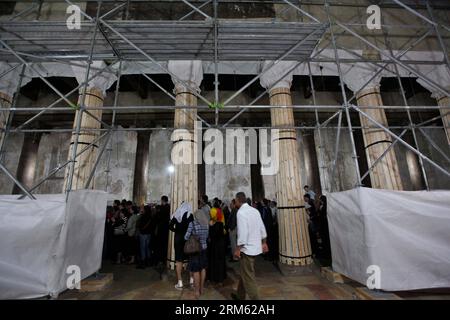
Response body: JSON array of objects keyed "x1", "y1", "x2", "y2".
[
  {"x1": 303, "y1": 185, "x2": 331, "y2": 264},
  {"x1": 103, "y1": 185, "x2": 331, "y2": 299},
  {"x1": 103, "y1": 196, "x2": 171, "y2": 269}
]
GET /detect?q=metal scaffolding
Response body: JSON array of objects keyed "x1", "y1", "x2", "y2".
[{"x1": 0, "y1": 0, "x2": 449, "y2": 200}]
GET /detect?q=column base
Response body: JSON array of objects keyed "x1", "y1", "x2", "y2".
[{"x1": 277, "y1": 261, "x2": 317, "y2": 277}]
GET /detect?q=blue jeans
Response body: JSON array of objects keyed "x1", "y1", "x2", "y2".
[{"x1": 139, "y1": 234, "x2": 151, "y2": 261}]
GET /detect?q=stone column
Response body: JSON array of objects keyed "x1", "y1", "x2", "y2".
[
  {"x1": 0, "y1": 92, "x2": 12, "y2": 154},
  {"x1": 0, "y1": 63, "x2": 21, "y2": 156},
  {"x1": 12, "y1": 132, "x2": 42, "y2": 194},
  {"x1": 166, "y1": 60, "x2": 202, "y2": 269},
  {"x1": 260, "y1": 61, "x2": 312, "y2": 266},
  {"x1": 343, "y1": 63, "x2": 403, "y2": 190},
  {"x1": 435, "y1": 93, "x2": 450, "y2": 146},
  {"x1": 299, "y1": 131, "x2": 322, "y2": 195},
  {"x1": 417, "y1": 66, "x2": 450, "y2": 147},
  {"x1": 133, "y1": 131, "x2": 150, "y2": 205},
  {"x1": 63, "y1": 61, "x2": 116, "y2": 191}
]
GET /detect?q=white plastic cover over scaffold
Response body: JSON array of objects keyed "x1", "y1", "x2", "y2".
[
  {"x1": 327, "y1": 187, "x2": 450, "y2": 291},
  {"x1": 0, "y1": 190, "x2": 108, "y2": 299}
]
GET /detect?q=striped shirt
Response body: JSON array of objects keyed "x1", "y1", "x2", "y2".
[{"x1": 184, "y1": 220, "x2": 209, "y2": 250}]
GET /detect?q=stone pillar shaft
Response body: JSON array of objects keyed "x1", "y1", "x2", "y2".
[
  {"x1": 0, "y1": 92, "x2": 12, "y2": 153},
  {"x1": 171, "y1": 89, "x2": 198, "y2": 210},
  {"x1": 269, "y1": 87, "x2": 312, "y2": 266},
  {"x1": 133, "y1": 131, "x2": 150, "y2": 206},
  {"x1": 357, "y1": 87, "x2": 403, "y2": 190},
  {"x1": 436, "y1": 95, "x2": 450, "y2": 146},
  {"x1": 63, "y1": 61, "x2": 115, "y2": 192},
  {"x1": 416, "y1": 65, "x2": 449, "y2": 147},
  {"x1": 64, "y1": 87, "x2": 104, "y2": 191},
  {"x1": 166, "y1": 60, "x2": 202, "y2": 269},
  {"x1": 0, "y1": 62, "x2": 22, "y2": 156},
  {"x1": 167, "y1": 89, "x2": 199, "y2": 269},
  {"x1": 301, "y1": 131, "x2": 322, "y2": 195},
  {"x1": 12, "y1": 132, "x2": 42, "y2": 194}
]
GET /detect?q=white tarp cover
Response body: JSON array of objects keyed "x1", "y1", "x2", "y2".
[
  {"x1": 328, "y1": 187, "x2": 450, "y2": 291},
  {"x1": 0, "y1": 190, "x2": 108, "y2": 299}
]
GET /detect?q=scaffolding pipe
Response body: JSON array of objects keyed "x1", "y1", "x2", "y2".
[
  {"x1": 2, "y1": 105, "x2": 449, "y2": 112},
  {"x1": 352, "y1": 104, "x2": 450, "y2": 179},
  {"x1": 65, "y1": 1, "x2": 102, "y2": 201},
  {"x1": 360, "y1": 129, "x2": 408, "y2": 183},
  {"x1": 17, "y1": 131, "x2": 110, "y2": 199},
  {"x1": 0, "y1": 65, "x2": 26, "y2": 163},
  {"x1": 0, "y1": 162, "x2": 36, "y2": 200},
  {"x1": 382, "y1": 23, "x2": 431, "y2": 190},
  {"x1": 325, "y1": 1, "x2": 362, "y2": 187}
]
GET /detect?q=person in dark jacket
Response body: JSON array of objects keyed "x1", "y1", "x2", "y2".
[
  {"x1": 154, "y1": 196, "x2": 170, "y2": 267},
  {"x1": 261, "y1": 198, "x2": 274, "y2": 261},
  {"x1": 227, "y1": 199, "x2": 239, "y2": 262},
  {"x1": 318, "y1": 195, "x2": 331, "y2": 265},
  {"x1": 104, "y1": 207, "x2": 115, "y2": 261},
  {"x1": 304, "y1": 193, "x2": 319, "y2": 257},
  {"x1": 270, "y1": 200, "x2": 279, "y2": 262},
  {"x1": 136, "y1": 205, "x2": 153, "y2": 269},
  {"x1": 208, "y1": 199, "x2": 227, "y2": 284},
  {"x1": 222, "y1": 200, "x2": 231, "y2": 258}
]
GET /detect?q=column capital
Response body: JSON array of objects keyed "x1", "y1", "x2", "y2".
[
  {"x1": 167, "y1": 60, "x2": 203, "y2": 93},
  {"x1": 260, "y1": 61, "x2": 296, "y2": 91},
  {"x1": 0, "y1": 62, "x2": 22, "y2": 98},
  {"x1": 71, "y1": 60, "x2": 117, "y2": 96},
  {"x1": 341, "y1": 63, "x2": 382, "y2": 94},
  {"x1": 416, "y1": 64, "x2": 450, "y2": 100}
]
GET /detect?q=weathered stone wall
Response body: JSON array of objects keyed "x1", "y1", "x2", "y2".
[
  {"x1": 315, "y1": 127, "x2": 360, "y2": 193},
  {"x1": 94, "y1": 128, "x2": 137, "y2": 201},
  {"x1": 416, "y1": 127, "x2": 450, "y2": 190},
  {"x1": 204, "y1": 127, "x2": 252, "y2": 202},
  {"x1": 147, "y1": 129, "x2": 172, "y2": 204},
  {"x1": 34, "y1": 132, "x2": 71, "y2": 194}
]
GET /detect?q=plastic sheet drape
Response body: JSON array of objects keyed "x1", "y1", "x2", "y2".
[
  {"x1": 0, "y1": 190, "x2": 108, "y2": 299},
  {"x1": 328, "y1": 187, "x2": 450, "y2": 291}
]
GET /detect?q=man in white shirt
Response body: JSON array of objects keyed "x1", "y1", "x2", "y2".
[{"x1": 232, "y1": 192, "x2": 268, "y2": 300}]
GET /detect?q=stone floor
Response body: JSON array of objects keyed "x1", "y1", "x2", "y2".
[{"x1": 57, "y1": 258, "x2": 450, "y2": 300}]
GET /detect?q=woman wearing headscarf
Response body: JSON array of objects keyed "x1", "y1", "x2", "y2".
[
  {"x1": 169, "y1": 202, "x2": 194, "y2": 290},
  {"x1": 184, "y1": 206, "x2": 210, "y2": 299},
  {"x1": 208, "y1": 199, "x2": 227, "y2": 284}
]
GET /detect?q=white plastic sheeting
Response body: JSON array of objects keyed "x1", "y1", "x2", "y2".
[
  {"x1": 0, "y1": 190, "x2": 108, "y2": 299},
  {"x1": 327, "y1": 187, "x2": 450, "y2": 291}
]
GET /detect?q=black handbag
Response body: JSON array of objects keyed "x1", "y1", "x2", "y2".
[{"x1": 184, "y1": 223, "x2": 202, "y2": 255}]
